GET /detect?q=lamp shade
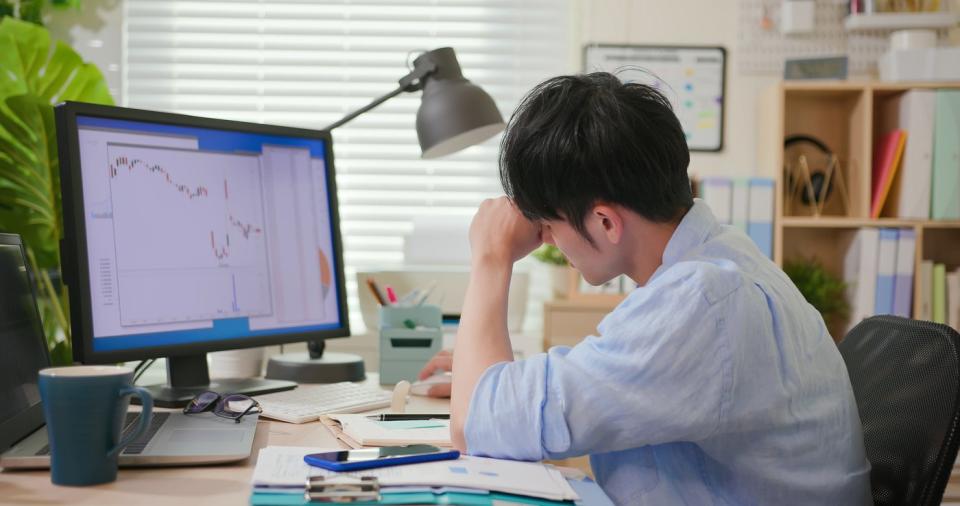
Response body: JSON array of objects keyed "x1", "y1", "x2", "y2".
[{"x1": 414, "y1": 48, "x2": 506, "y2": 159}]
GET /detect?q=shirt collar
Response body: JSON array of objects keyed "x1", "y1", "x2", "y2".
[{"x1": 660, "y1": 198, "x2": 718, "y2": 268}]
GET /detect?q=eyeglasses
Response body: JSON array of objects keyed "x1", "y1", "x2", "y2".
[{"x1": 183, "y1": 391, "x2": 262, "y2": 423}]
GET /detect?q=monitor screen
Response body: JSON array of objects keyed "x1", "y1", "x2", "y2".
[
  {"x1": 0, "y1": 236, "x2": 49, "y2": 451},
  {"x1": 66, "y1": 111, "x2": 346, "y2": 356}
]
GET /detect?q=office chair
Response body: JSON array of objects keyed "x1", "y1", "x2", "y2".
[{"x1": 838, "y1": 315, "x2": 960, "y2": 506}]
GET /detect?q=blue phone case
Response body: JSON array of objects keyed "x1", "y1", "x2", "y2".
[{"x1": 303, "y1": 448, "x2": 460, "y2": 472}]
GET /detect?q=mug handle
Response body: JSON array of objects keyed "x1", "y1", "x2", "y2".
[{"x1": 108, "y1": 386, "x2": 154, "y2": 458}]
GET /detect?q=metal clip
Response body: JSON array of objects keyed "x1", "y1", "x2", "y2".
[{"x1": 305, "y1": 475, "x2": 381, "y2": 503}]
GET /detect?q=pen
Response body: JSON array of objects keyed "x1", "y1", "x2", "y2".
[
  {"x1": 385, "y1": 285, "x2": 398, "y2": 305},
  {"x1": 365, "y1": 278, "x2": 386, "y2": 306},
  {"x1": 367, "y1": 414, "x2": 450, "y2": 421},
  {"x1": 416, "y1": 282, "x2": 437, "y2": 306}
]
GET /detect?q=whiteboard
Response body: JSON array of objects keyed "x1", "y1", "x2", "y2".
[{"x1": 584, "y1": 45, "x2": 726, "y2": 152}]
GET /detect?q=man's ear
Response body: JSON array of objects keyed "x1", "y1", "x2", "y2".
[{"x1": 592, "y1": 204, "x2": 623, "y2": 245}]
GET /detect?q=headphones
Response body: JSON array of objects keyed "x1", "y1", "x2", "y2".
[{"x1": 784, "y1": 134, "x2": 834, "y2": 206}]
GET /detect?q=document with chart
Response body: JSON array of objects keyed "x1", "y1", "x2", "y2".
[{"x1": 76, "y1": 117, "x2": 342, "y2": 351}]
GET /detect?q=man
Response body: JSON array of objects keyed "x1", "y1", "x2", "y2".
[{"x1": 419, "y1": 72, "x2": 871, "y2": 504}]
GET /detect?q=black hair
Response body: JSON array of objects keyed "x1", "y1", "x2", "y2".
[{"x1": 499, "y1": 72, "x2": 693, "y2": 241}]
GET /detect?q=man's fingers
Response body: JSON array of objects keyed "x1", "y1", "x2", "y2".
[
  {"x1": 418, "y1": 353, "x2": 453, "y2": 380},
  {"x1": 427, "y1": 383, "x2": 452, "y2": 398}
]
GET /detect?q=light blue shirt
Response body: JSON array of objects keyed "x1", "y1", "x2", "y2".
[{"x1": 465, "y1": 200, "x2": 871, "y2": 505}]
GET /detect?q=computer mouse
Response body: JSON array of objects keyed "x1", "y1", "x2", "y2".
[{"x1": 410, "y1": 372, "x2": 452, "y2": 396}]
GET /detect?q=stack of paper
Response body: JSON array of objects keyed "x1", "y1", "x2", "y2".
[
  {"x1": 322, "y1": 414, "x2": 452, "y2": 448},
  {"x1": 251, "y1": 446, "x2": 580, "y2": 503}
]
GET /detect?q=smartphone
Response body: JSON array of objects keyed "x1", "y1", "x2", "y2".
[{"x1": 303, "y1": 444, "x2": 460, "y2": 472}]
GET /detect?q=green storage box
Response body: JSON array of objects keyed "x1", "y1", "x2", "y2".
[{"x1": 378, "y1": 305, "x2": 442, "y2": 384}]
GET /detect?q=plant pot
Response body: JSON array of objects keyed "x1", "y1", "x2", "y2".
[
  {"x1": 550, "y1": 265, "x2": 571, "y2": 299},
  {"x1": 209, "y1": 347, "x2": 265, "y2": 379}
]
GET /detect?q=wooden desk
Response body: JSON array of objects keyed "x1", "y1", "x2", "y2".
[{"x1": 0, "y1": 383, "x2": 448, "y2": 506}]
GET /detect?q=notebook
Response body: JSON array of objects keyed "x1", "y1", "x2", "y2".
[{"x1": 321, "y1": 414, "x2": 452, "y2": 448}]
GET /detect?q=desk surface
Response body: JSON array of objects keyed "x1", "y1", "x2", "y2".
[{"x1": 0, "y1": 381, "x2": 448, "y2": 506}]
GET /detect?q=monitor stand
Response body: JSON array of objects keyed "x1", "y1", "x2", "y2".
[
  {"x1": 140, "y1": 354, "x2": 297, "y2": 408},
  {"x1": 264, "y1": 340, "x2": 366, "y2": 384}
]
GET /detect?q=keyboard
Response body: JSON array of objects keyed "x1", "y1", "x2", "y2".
[
  {"x1": 36, "y1": 412, "x2": 169, "y2": 456},
  {"x1": 256, "y1": 382, "x2": 393, "y2": 424}
]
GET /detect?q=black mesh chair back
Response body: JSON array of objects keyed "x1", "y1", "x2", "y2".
[{"x1": 838, "y1": 315, "x2": 960, "y2": 506}]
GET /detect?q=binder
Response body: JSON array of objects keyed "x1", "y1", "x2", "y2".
[
  {"x1": 931, "y1": 90, "x2": 960, "y2": 220},
  {"x1": 870, "y1": 130, "x2": 906, "y2": 219},
  {"x1": 874, "y1": 229, "x2": 899, "y2": 316},
  {"x1": 700, "y1": 178, "x2": 733, "y2": 225},
  {"x1": 888, "y1": 90, "x2": 935, "y2": 219},
  {"x1": 747, "y1": 178, "x2": 775, "y2": 259},
  {"x1": 919, "y1": 260, "x2": 934, "y2": 321},
  {"x1": 844, "y1": 228, "x2": 880, "y2": 330},
  {"x1": 934, "y1": 263, "x2": 947, "y2": 324},
  {"x1": 948, "y1": 270, "x2": 960, "y2": 331},
  {"x1": 731, "y1": 179, "x2": 749, "y2": 233},
  {"x1": 891, "y1": 229, "x2": 915, "y2": 318}
]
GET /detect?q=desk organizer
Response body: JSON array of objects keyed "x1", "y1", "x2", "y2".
[{"x1": 378, "y1": 305, "x2": 442, "y2": 384}]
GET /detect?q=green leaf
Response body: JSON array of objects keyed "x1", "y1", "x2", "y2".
[{"x1": 0, "y1": 17, "x2": 110, "y2": 359}]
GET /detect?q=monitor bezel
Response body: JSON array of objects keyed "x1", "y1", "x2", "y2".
[
  {"x1": 0, "y1": 233, "x2": 50, "y2": 452},
  {"x1": 55, "y1": 101, "x2": 351, "y2": 364}
]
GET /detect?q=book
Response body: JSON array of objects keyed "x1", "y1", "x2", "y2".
[
  {"x1": 700, "y1": 178, "x2": 733, "y2": 225},
  {"x1": 948, "y1": 269, "x2": 960, "y2": 331},
  {"x1": 919, "y1": 260, "x2": 934, "y2": 321},
  {"x1": 844, "y1": 228, "x2": 880, "y2": 331},
  {"x1": 931, "y1": 90, "x2": 960, "y2": 220},
  {"x1": 870, "y1": 130, "x2": 906, "y2": 219},
  {"x1": 886, "y1": 90, "x2": 936, "y2": 219},
  {"x1": 874, "y1": 229, "x2": 899, "y2": 316},
  {"x1": 747, "y1": 178, "x2": 775, "y2": 259},
  {"x1": 934, "y1": 263, "x2": 947, "y2": 324},
  {"x1": 892, "y1": 229, "x2": 916, "y2": 318},
  {"x1": 323, "y1": 413, "x2": 452, "y2": 447},
  {"x1": 731, "y1": 179, "x2": 749, "y2": 233}
]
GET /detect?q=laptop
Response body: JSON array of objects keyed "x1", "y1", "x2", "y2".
[{"x1": 0, "y1": 233, "x2": 259, "y2": 469}]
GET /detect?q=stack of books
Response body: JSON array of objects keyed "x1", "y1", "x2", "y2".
[
  {"x1": 697, "y1": 177, "x2": 775, "y2": 258},
  {"x1": 844, "y1": 227, "x2": 960, "y2": 332},
  {"x1": 844, "y1": 228, "x2": 916, "y2": 331},
  {"x1": 874, "y1": 89, "x2": 960, "y2": 220}
]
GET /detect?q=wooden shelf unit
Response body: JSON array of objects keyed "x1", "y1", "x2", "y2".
[{"x1": 759, "y1": 81, "x2": 960, "y2": 338}]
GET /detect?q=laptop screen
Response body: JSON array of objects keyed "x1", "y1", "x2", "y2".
[{"x1": 0, "y1": 240, "x2": 49, "y2": 449}]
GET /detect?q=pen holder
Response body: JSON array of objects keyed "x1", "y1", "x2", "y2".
[{"x1": 378, "y1": 305, "x2": 442, "y2": 385}]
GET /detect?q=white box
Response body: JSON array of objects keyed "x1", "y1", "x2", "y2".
[
  {"x1": 781, "y1": 0, "x2": 816, "y2": 35},
  {"x1": 879, "y1": 47, "x2": 960, "y2": 82}
]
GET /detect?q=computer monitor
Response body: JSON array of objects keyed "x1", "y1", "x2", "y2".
[{"x1": 55, "y1": 102, "x2": 351, "y2": 406}]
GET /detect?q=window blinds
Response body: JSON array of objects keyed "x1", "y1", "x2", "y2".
[{"x1": 124, "y1": 0, "x2": 573, "y2": 331}]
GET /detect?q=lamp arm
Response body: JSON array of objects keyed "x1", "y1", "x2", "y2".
[{"x1": 323, "y1": 58, "x2": 438, "y2": 131}]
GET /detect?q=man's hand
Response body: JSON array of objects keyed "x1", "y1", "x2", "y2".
[
  {"x1": 470, "y1": 197, "x2": 542, "y2": 267},
  {"x1": 418, "y1": 350, "x2": 453, "y2": 398}
]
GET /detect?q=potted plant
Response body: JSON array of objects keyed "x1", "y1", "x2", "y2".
[
  {"x1": 783, "y1": 258, "x2": 850, "y2": 335},
  {"x1": 0, "y1": 14, "x2": 113, "y2": 364},
  {"x1": 531, "y1": 244, "x2": 571, "y2": 298}
]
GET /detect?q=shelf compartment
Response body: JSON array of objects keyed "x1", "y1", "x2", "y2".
[{"x1": 782, "y1": 89, "x2": 871, "y2": 219}]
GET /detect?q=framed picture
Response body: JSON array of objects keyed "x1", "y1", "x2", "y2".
[{"x1": 583, "y1": 44, "x2": 726, "y2": 152}]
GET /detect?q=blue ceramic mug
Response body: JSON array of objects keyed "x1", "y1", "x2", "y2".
[{"x1": 38, "y1": 365, "x2": 153, "y2": 486}]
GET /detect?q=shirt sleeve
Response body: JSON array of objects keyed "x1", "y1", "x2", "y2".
[{"x1": 464, "y1": 264, "x2": 738, "y2": 461}]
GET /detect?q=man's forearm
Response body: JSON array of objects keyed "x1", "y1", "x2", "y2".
[{"x1": 450, "y1": 257, "x2": 515, "y2": 451}]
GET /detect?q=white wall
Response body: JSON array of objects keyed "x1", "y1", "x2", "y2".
[{"x1": 578, "y1": 0, "x2": 779, "y2": 179}]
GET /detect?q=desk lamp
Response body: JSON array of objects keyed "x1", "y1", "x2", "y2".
[{"x1": 266, "y1": 47, "x2": 505, "y2": 383}]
